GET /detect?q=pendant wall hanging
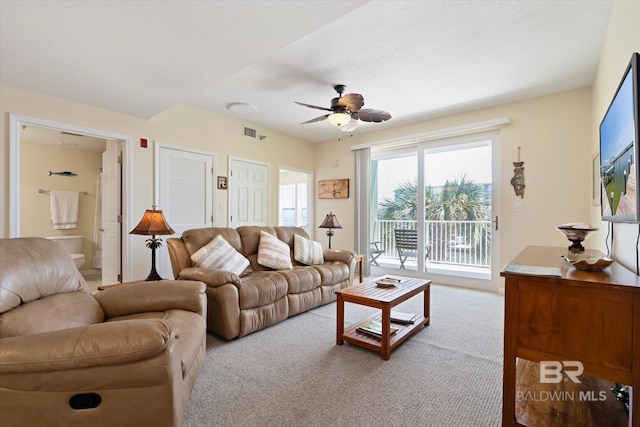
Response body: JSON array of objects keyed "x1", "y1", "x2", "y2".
[{"x1": 510, "y1": 146, "x2": 525, "y2": 198}]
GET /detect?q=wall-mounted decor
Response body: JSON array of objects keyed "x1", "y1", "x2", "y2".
[
  {"x1": 510, "y1": 146, "x2": 525, "y2": 198},
  {"x1": 217, "y1": 176, "x2": 227, "y2": 190},
  {"x1": 318, "y1": 179, "x2": 349, "y2": 199}
]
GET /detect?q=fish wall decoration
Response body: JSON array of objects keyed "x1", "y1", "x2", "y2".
[{"x1": 49, "y1": 171, "x2": 77, "y2": 177}]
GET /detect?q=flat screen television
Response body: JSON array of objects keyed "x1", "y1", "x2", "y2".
[{"x1": 599, "y1": 52, "x2": 640, "y2": 223}]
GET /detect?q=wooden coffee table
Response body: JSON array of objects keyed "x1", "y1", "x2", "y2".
[{"x1": 336, "y1": 276, "x2": 431, "y2": 360}]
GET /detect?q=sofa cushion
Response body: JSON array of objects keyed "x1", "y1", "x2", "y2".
[
  {"x1": 313, "y1": 261, "x2": 351, "y2": 286},
  {"x1": 190, "y1": 235, "x2": 249, "y2": 276},
  {"x1": 293, "y1": 234, "x2": 324, "y2": 265},
  {"x1": 257, "y1": 231, "x2": 293, "y2": 270},
  {"x1": 237, "y1": 271, "x2": 289, "y2": 310}
]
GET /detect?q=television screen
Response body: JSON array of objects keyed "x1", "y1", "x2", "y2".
[{"x1": 599, "y1": 52, "x2": 640, "y2": 222}]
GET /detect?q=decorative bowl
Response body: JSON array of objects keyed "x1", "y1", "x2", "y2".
[
  {"x1": 556, "y1": 223, "x2": 598, "y2": 253},
  {"x1": 561, "y1": 253, "x2": 614, "y2": 271},
  {"x1": 376, "y1": 278, "x2": 400, "y2": 287}
]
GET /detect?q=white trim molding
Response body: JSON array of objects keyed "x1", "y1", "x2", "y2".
[{"x1": 349, "y1": 116, "x2": 511, "y2": 151}]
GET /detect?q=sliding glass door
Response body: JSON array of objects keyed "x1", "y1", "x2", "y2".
[{"x1": 370, "y1": 132, "x2": 499, "y2": 289}]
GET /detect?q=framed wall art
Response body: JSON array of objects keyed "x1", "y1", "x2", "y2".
[
  {"x1": 318, "y1": 179, "x2": 349, "y2": 199},
  {"x1": 217, "y1": 176, "x2": 227, "y2": 190}
]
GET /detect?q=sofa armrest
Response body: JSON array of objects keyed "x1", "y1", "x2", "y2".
[
  {"x1": 178, "y1": 267, "x2": 242, "y2": 288},
  {"x1": 323, "y1": 249, "x2": 356, "y2": 264},
  {"x1": 94, "y1": 280, "x2": 206, "y2": 319},
  {"x1": 0, "y1": 319, "x2": 177, "y2": 374}
]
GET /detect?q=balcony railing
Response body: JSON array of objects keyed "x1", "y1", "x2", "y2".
[{"x1": 371, "y1": 219, "x2": 492, "y2": 269}]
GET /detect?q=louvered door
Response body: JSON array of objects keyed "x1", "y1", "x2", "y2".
[{"x1": 157, "y1": 145, "x2": 215, "y2": 279}]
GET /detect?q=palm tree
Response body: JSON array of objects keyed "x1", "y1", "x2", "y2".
[
  {"x1": 378, "y1": 175, "x2": 490, "y2": 263},
  {"x1": 379, "y1": 175, "x2": 488, "y2": 221}
]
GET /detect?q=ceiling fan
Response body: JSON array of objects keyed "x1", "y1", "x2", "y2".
[{"x1": 295, "y1": 85, "x2": 391, "y2": 132}]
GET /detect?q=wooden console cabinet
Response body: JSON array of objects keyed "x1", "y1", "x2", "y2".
[{"x1": 501, "y1": 246, "x2": 640, "y2": 426}]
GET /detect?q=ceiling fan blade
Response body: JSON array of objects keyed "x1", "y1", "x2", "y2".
[
  {"x1": 337, "y1": 93, "x2": 364, "y2": 112},
  {"x1": 294, "y1": 101, "x2": 333, "y2": 112},
  {"x1": 354, "y1": 108, "x2": 392, "y2": 123},
  {"x1": 301, "y1": 114, "x2": 329, "y2": 124}
]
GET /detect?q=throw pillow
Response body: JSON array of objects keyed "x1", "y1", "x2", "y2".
[
  {"x1": 294, "y1": 234, "x2": 324, "y2": 265},
  {"x1": 190, "y1": 235, "x2": 249, "y2": 276},
  {"x1": 257, "y1": 230, "x2": 293, "y2": 270}
]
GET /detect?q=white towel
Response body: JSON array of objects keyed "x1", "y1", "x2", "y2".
[{"x1": 50, "y1": 191, "x2": 79, "y2": 229}]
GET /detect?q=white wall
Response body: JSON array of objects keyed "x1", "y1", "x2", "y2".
[
  {"x1": 590, "y1": 0, "x2": 640, "y2": 272},
  {"x1": 314, "y1": 87, "x2": 593, "y2": 273},
  {"x1": 1, "y1": 89, "x2": 316, "y2": 280}
]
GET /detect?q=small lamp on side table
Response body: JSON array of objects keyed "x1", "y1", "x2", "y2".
[
  {"x1": 130, "y1": 206, "x2": 175, "y2": 281},
  {"x1": 319, "y1": 212, "x2": 342, "y2": 249}
]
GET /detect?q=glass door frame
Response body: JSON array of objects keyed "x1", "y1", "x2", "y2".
[{"x1": 370, "y1": 130, "x2": 501, "y2": 292}]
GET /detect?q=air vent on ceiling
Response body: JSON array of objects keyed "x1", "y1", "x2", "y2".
[
  {"x1": 243, "y1": 126, "x2": 257, "y2": 139},
  {"x1": 61, "y1": 131, "x2": 85, "y2": 137}
]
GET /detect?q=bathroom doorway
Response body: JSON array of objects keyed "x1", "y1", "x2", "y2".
[{"x1": 9, "y1": 114, "x2": 133, "y2": 288}]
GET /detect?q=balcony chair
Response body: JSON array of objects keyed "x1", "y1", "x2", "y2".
[
  {"x1": 394, "y1": 229, "x2": 431, "y2": 269},
  {"x1": 0, "y1": 237, "x2": 207, "y2": 427},
  {"x1": 370, "y1": 241, "x2": 385, "y2": 266}
]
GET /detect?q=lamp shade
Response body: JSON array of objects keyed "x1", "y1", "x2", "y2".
[
  {"x1": 319, "y1": 212, "x2": 342, "y2": 229},
  {"x1": 327, "y1": 112, "x2": 351, "y2": 127},
  {"x1": 130, "y1": 207, "x2": 175, "y2": 236}
]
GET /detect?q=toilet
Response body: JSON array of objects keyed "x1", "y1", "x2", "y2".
[{"x1": 46, "y1": 235, "x2": 85, "y2": 270}]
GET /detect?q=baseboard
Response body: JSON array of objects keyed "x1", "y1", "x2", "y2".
[{"x1": 81, "y1": 269, "x2": 101, "y2": 276}]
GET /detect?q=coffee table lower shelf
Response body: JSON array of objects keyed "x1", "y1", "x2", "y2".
[{"x1": 341, "y1": 313, "x2": 429, "y2": 355}]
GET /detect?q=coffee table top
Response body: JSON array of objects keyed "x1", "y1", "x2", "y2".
[{"x1": 336, "y1": 276, "x2": 430, "y2": 304}]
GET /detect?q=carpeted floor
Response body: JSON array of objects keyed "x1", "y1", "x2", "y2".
[{"x1": 182, "y1": 284, "x2": 504, "y2": 427}]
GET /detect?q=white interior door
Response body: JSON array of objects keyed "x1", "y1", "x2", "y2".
[
  {"x1": 101, "y1": 141, "x2": 121, "y2": 284},
  {"x1": 157, "y1": 145, "x2": 215, "y2": 279},
  {"x1": 229, "y1": 158, "x2": 270, "y2": 228}
]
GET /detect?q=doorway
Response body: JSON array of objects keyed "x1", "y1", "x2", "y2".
[
  {"x1": 9, "y1": 114, "x2": 133, "y2": 285},
  {"x1": 278, "y1": 166, "x2": 312, "y2": 235}
]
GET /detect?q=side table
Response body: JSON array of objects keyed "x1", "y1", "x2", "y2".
[{"x1": 354, "y1": 254, "x2": 364, "y2": 283}]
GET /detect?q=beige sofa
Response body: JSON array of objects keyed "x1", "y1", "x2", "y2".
[
  {"x1": 0, "y1": 237, "x2": 207, "y2": 427},
  {"x1": 167, "y1": 226, "x2": 356, "y2": 339}
]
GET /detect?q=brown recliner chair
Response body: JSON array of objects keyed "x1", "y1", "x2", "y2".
[{"x1": 0, "y1": 237, "x2": 207, "y2": 427}]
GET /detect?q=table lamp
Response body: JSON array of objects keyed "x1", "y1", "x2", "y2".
[
  {"x1": 319, "y1": 212, "x2": 342, "y2": 249},
  {"x1": 130, "y1": 206, "x2": 175, "y2": 281}
]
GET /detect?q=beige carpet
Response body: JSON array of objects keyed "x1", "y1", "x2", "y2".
[{"x1": 182, "y1": 284, "x2": 504, "y2": 427}]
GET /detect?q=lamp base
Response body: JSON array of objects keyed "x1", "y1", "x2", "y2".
[
  {"x1": 146, "y1": 242, "x2": 163, "y2": 281},
  {"x1": 145, "y1": 270, "x2": 163, "y2": 281}
]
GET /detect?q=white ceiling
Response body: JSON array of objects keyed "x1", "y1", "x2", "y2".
[{"x1": 0, "y1": 1, "x2": 614, "y2": 143}]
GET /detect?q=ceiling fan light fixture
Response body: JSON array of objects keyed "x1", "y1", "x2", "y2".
[
  {"x1": 328, "y1": 112, "x2": 351, "y2": 127},
  {"x1": 340, "y1": 118, "x2": 359, "y2": 132}
]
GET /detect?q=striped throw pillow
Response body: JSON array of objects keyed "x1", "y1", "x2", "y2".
[
  {"x1": 257, "y1": 231, "x2": 293, "y2": 270},
  {"x1": 294, "y1": 234, "x2": 324, "y2": 265},
  {"x1": 190, "y1": 235, "x2": 249, "y2": 276}
]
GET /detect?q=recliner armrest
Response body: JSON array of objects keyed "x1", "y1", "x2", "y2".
[
  {"x1": 323, "y1": 249, "x2": 356, "y2": 264},
  {"x1": 178, "y1": 267, "x2": 242, "y2": 287},
  {"x1": 95, "y1": 280, "x2": 205, "y2": 318},
  {"x1": 0, "y1": 319, "x2": 177, "y2": 373}
]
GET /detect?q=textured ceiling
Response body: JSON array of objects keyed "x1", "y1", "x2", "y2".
[{"x1": 0, "y1": 1, "x2": 614, "y2": 142}]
